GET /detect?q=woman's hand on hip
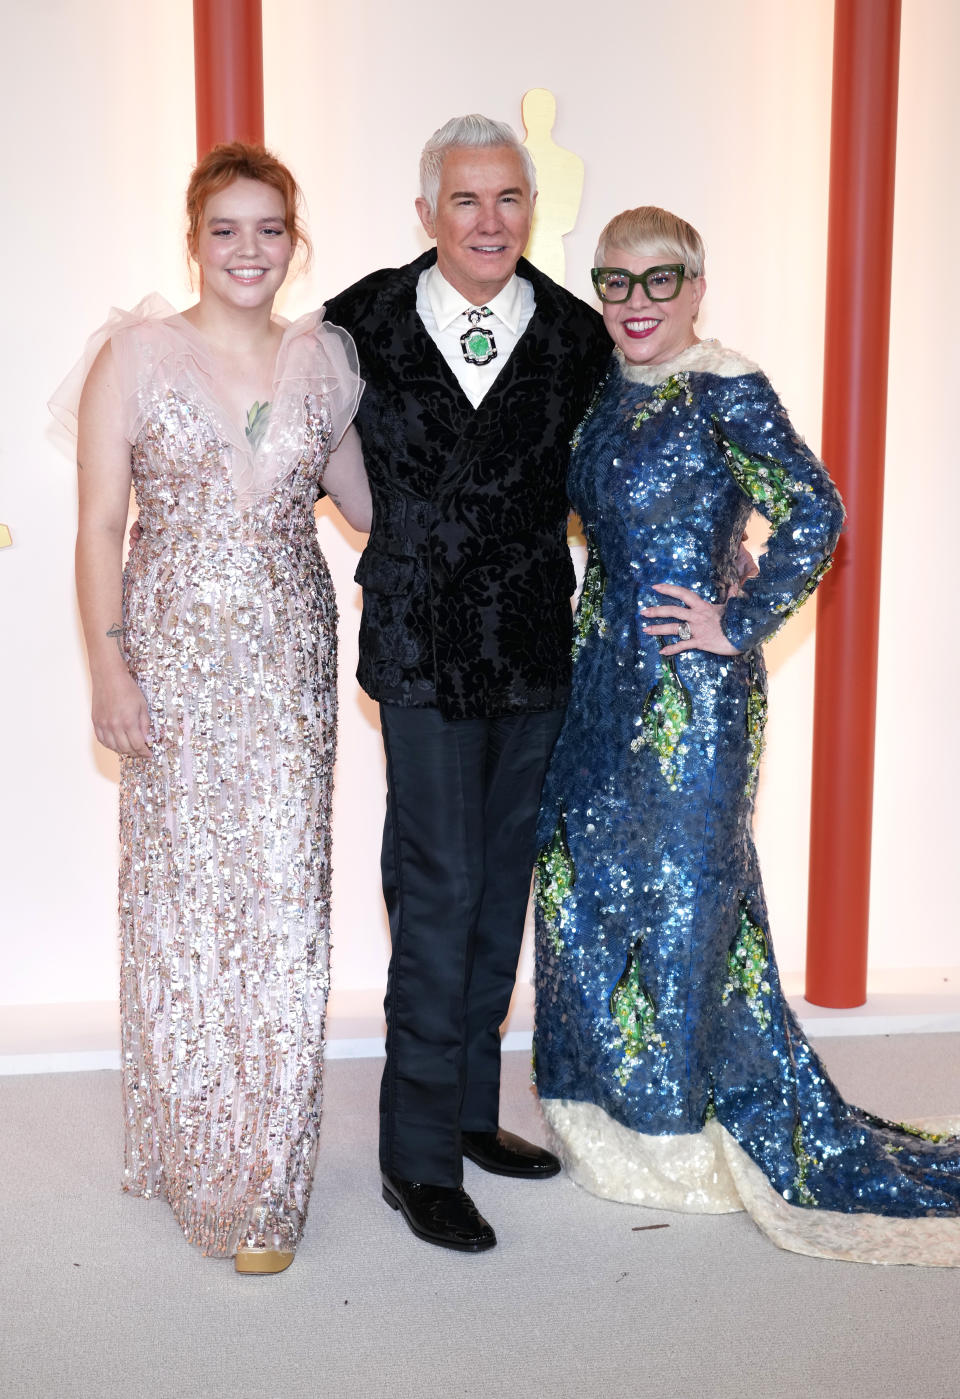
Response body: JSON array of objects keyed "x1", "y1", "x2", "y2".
[{"x1": 642, "y1": 583, "x2": 741, "y2": 657}]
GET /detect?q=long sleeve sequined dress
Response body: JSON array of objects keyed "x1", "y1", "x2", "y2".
[
  {"x1": 78, "y1": 298, "x2": 361, "y2": 1257},
  {"x1": 534, "y1": 340, "x2": 960, "y2": 1266}
]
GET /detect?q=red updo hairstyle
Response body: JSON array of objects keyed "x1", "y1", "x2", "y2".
[{"x1": 185, "y1": 141, "x2": 311, "y2": 264}]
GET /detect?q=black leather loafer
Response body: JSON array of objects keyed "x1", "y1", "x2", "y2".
[
  {"x1": 381, "y1": 1173, "x2": 497, "y2": 1252},
  {"x1": 461, "y1": 1128, "x2": 561, "y2": 1179}
]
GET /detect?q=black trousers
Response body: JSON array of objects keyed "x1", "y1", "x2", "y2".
[{"x1": 377, "y1": 702, "x2": 565, "y2": 1186}]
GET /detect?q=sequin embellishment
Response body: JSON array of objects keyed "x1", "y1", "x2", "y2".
[
  {"x1": 109, "y1": 311, "x2": 351, "y2": 1260},
  {"x1": 533, "y1": 347, "x2": 960, "y2": 1257},
  {"x1": 632, "y1": 371, "x2": 692, "y2": 429},
  {"x1": 745, "y1": 658, "x2": 768, "y2": 798},
  {"x1": 610, "y1": 940, "x2": 665, "y2": 1084},
  {"x1": 536, "y1": 813, "x2": 576, "y2": 954},
  {"x1": 895, "y1": 1122, "x2": 951, "y2": 1144},
  {"x1": 632, "y1": 656, "x2": 692, "y2": 788},
  {"x1": 722, "y1": 898, "x2": 772, "y2": 1031},
  {"x1": 573, "y1": 538, "x2": 607, "y2": 657},
  {"x1": 792, "y1": 1123, "x2": 820, "y2": 1206},
  {"x1": 774, "y1": 554, "x2": 834, "y2": 620},
  {"x1": 716, "y1": 429, "x2": 810, "y2": 528}
]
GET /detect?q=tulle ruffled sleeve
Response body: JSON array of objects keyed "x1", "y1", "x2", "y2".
[
  {"x1": 48, "y1": 293, "x2": 184, "y2": 444},
  {"x1": 49, "y1": 299, "x2": 364, "y2": 504},
  {"x1": 274, "y1": 310, "x2": 363, "y2": 448}
]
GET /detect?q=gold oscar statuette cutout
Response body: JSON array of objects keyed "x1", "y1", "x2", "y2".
[{"x1": 521, "y1": 88, "x2": 584, "y2": 287}]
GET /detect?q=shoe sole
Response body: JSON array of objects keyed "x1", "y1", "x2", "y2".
[
  {"x1": 234, "y1": 1248, "x2": 295, "y2": 1275},
  {"x1": 381, "y1": 1183, "x2": 497, "y2": 1252}
]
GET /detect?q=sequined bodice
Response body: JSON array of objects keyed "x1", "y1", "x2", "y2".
[
  {"x1": 569, "y1": 365, "x2": 752, "y2": 675},
  {"x1": 545, "y1": 348, "x2": 843, "y2": 797},
  {"x1": 131, "y1": 386, "x2": 332, "y2": 536}
]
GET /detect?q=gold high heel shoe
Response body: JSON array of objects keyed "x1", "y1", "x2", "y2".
[
  {"x1": 234, "y1": 1246, "x2": 295, "y2": 1275},
  {"x1": 234, "y1": 1206, "x2": 296, "y2": 1275}
]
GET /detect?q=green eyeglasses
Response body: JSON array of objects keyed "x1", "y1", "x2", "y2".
[{"x1": 591, "y1": 264, "x2": 686, "y2": 303}]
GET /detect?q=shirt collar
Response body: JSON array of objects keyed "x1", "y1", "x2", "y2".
[{"x1": 425, "y1": 263, "x2": 526, "y2": 334}]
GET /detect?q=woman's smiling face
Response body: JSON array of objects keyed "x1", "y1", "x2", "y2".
[
  {"x1": 599, "y1": 246, "x2": 705, "y2": 366},
  {"x1": 192, "y1": 177, "x2": 293, "y2": 308}
]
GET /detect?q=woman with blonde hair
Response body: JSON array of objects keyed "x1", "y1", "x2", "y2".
[{"x1": 535, "y1": 205, "x2": 960, "y2": 1266}]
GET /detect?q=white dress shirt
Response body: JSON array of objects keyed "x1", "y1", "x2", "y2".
[{"x1": 416, "y1": 264, "x2": 536, "y2": 409}]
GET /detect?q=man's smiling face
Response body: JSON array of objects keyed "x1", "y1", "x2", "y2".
[{"x1": 416, "y1": 145, "x2": 535, "y2": 305}]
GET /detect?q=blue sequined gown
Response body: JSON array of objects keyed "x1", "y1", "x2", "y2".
[{"x1": 534, "y1": 340, "x2": 960, "y2": 1266}]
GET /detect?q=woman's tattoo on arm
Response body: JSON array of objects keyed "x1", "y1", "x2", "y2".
[{"x1": 106, "y1": 623, "x2": 123, "y2": 652}]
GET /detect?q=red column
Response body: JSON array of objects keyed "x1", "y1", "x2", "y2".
[
  {"x1": 193, "y1": 0, "x2": 264, "y2": 157},
  {"x1": 805, "y1": 0, "x2": 901, "y2": 1007}
]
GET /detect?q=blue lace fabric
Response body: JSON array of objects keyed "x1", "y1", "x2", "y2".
[{"x1": 534, "y1": 343, "x2": 960, "y2": 1262}]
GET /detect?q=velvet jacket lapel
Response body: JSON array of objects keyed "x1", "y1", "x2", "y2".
[{"x1": 359, "y1": 249, "x2": 573, "y2": 477}]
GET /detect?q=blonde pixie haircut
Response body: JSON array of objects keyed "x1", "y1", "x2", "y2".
[{"x1": 595, "y1": 206, "x2": 705, "y2": 278}]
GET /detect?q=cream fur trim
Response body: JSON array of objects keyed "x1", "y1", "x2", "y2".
[{"x1": 615, "y1": 339, "x2": 760, "y2": 384}]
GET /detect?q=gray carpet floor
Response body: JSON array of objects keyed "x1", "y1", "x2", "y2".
[{"x1": 2, "y1": 1036, "x2": 960, "y2": 1399}]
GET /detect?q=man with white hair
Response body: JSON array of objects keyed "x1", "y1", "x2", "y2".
[{"x1": 325, "y1": 115, "x2": 610, "y2": 1252}]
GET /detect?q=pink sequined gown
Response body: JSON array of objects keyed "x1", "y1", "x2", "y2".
[{"x1": 103, "y1": 298, "x2": 361, "y2": 1257}]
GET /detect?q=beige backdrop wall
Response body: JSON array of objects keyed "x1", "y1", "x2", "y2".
[{"x1": 2, "y1": 0, "x2": 957, "y2": 1019}]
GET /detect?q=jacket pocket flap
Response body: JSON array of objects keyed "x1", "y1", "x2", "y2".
[{"x1": 354, "y1": 549, "x2": 416, "y2": 595}]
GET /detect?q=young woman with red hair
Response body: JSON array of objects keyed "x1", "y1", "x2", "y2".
[{"x1": 61, "y1": 143, "x2": 368, "y2": 1273}]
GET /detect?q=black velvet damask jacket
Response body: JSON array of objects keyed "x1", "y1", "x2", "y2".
[{"x1": 324, "y1": 250, "x2": 611, "y2": 721}]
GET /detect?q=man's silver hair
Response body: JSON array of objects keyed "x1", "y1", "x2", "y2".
[{"x1": 419, "y1": 114, "x2": 537, "y2": 216}]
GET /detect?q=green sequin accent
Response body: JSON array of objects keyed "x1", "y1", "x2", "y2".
[
  {"x1": 722, "y1": 898, "x2": 772, "y2": 1031},
  {"x1": 535, "y1": 813, "x2": 576, "y2": 955},
  {"x1": 245, "y1": 400, "x2": 271, "y2": 452},
  {"x1": 895, "y1": 1122, "x2": 951, "y2": 1144},
  {"x1": 573, "y1": 540, "x2": 607, "y2": 658},
  {"x1": 632, "y1": 658, "x2": 692, "y2": 789},
  {"x1": 716, "y1": 429, "x2": 811, "y2": 528},
  {"x1": 610, "y1": 939, "x2": 665, "y2": 1084},
  {"x1": 774, "y1": 553, "x2": 834, "y2": 621},
  {"x1": 633, "y1": 372, "x2": 692, "y2": 429},
  {"x1": 745, "y1": 661, "x2": 768, "y2": 799},
  {"x1": 792, "y1": 1122, "x2": 820, "y2": 1206}
]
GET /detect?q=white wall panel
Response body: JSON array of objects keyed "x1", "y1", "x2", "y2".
[{"x1": 1, "y1": 0, "x2": 955, "y2": 1021}]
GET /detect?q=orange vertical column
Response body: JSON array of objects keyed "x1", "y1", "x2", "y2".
[
  {"x1": 805, "y1": 0, "x2": 902, "y2": 1008},
  {"x1": 193, "y1": 0, "x2": 264, "y2": 157}
]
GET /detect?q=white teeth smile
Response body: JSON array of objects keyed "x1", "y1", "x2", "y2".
[
  {"x1": 473, "y1": 246, "x2": 505, "y2": 253},
  {"x1": 229, "y1": 268, "x2": 266, "y2": 280},
  {"x1": 625, "y1": 318, "x2": 658, "y2": 332}
]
